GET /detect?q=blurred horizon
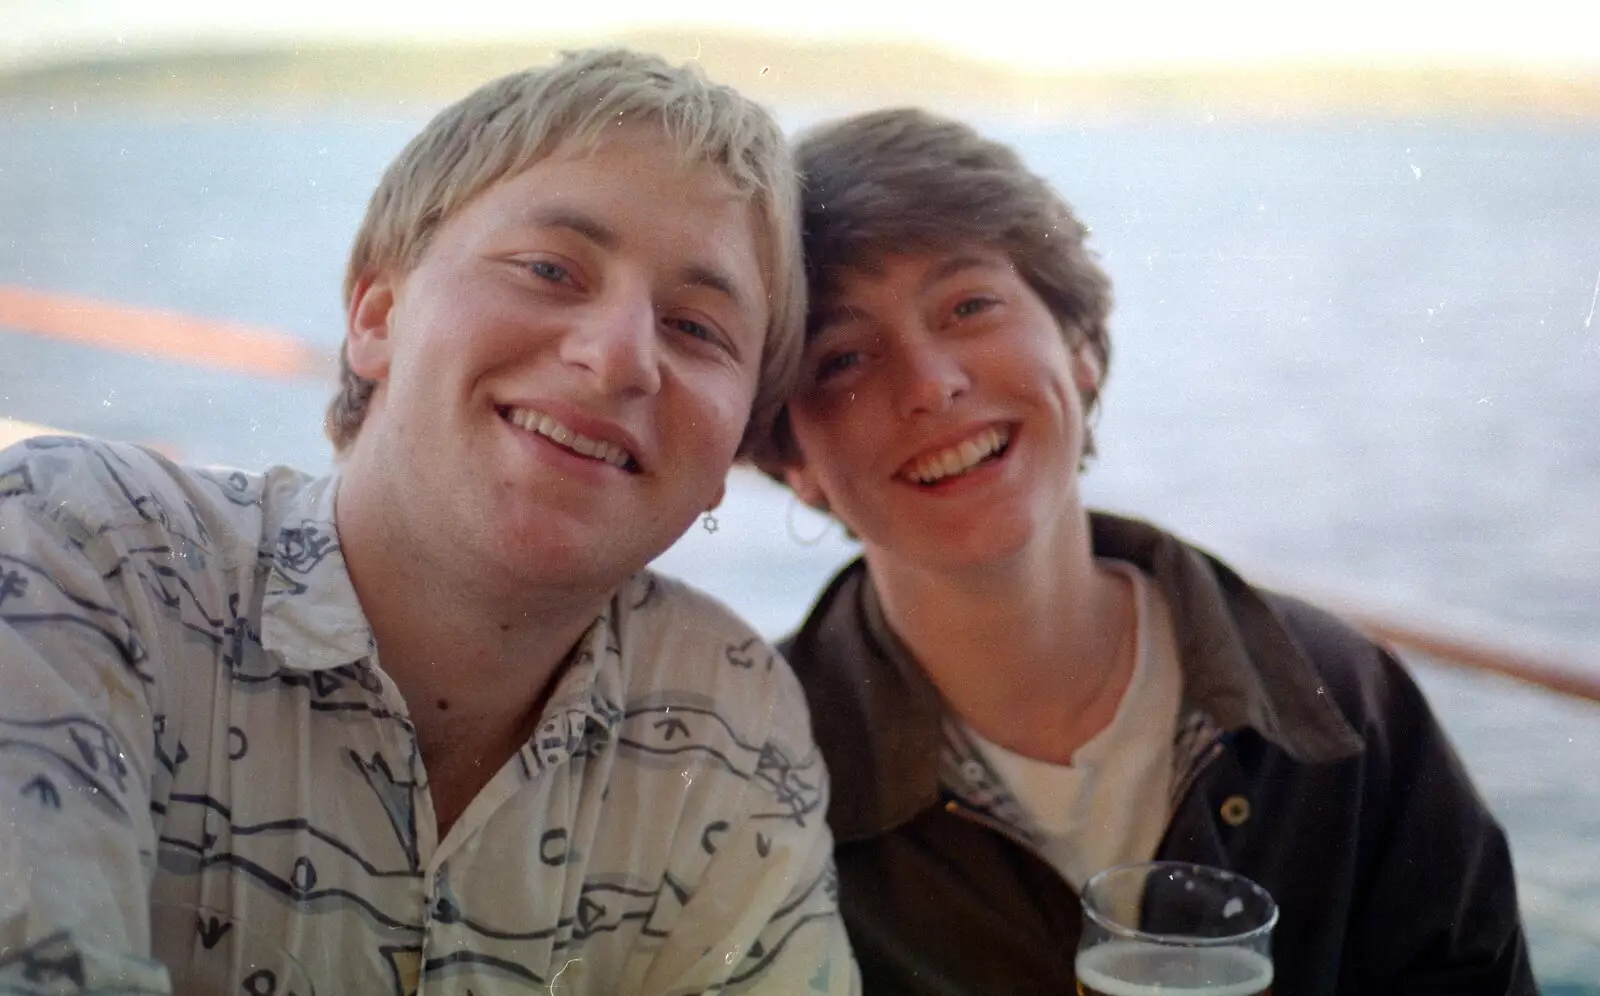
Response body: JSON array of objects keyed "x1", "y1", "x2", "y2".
[
  {"x1": 4, "y1": 1, "x2": 1600, "y2": 121},
  {"x1": 5, "y1": 0, "x2": 1599, "y2": 74},
  {"x1": 6, "y1": 40, "x2": 1600, "y2": 124}
]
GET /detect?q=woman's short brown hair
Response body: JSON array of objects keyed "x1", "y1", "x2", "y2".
[
  {"x1": 325, "y1": 48, "x2": 804, "y2": 459},
  {"x1": 757, "y1": 107, "x2": 1113, "y2": 472}
]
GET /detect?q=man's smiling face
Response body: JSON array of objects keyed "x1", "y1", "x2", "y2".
[{"x1": 344, "y1": 127, "x2": 769, "y2": 591}]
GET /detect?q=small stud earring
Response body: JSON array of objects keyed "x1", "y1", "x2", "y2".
[{"x1": 701, "y1": 511, "x2": 720, "y2": 534}]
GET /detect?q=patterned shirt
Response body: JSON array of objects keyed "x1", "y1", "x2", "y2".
[{"x1": 0, "y1": 436, "x2": 856, "y2": 995}]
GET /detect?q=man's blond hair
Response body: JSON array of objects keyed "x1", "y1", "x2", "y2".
[{"x1": 325, "y1": 48, "x2": 803, "y2": 457}]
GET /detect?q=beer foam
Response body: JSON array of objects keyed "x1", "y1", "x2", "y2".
[{"x1": 1075, "y1": 942, "x2": 1273, "y2": 996}]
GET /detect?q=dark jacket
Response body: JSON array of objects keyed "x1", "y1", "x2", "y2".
[{"x1": 780, "y1": 513, "x2": 1536, "y2": 995}]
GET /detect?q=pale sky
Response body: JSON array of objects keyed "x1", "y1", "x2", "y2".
[{"x1": 2, "y1": 0, "x2": 1597, "y2": 74}]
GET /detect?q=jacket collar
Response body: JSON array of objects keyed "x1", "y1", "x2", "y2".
[{"x1": 789, "y1": 512, "x2": 1364, "y2": 844}]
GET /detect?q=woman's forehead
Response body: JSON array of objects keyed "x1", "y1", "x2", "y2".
[{"x1": 815, "y1": 248, "x2": 1015, "y2": 300}]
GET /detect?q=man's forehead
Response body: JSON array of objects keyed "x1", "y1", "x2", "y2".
[{"x1": 549, "y1": 126, "x2": 743, "y2": 190}]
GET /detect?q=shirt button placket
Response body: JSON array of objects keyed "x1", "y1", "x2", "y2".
[
  {"x1": 420, "y1": 867, "x2": 454, "y2": 994},
  {"x1": 539, "y1": 715, "x2": 575, "y2": 770}
]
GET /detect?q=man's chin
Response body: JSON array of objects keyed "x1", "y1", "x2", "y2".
[{"x1": 492, "y1": 530, "x2": 649, "y2": 589}]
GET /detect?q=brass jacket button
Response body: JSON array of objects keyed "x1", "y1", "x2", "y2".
[{"x1": 1220, "y1": 795, "x2": 1252, "y2": 827}]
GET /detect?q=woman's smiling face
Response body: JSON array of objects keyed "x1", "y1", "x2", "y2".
[{"x1": 783, "y1": 248, "x2": 1102, "y2": 574}]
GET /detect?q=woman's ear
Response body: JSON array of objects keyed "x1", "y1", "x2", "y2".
[
  {"x1": 1071, "y1": 342, "x2": 1103, "y2": 397},
  {"x1": 783, "y1": 461, "x2": 830, "y2": 514},
  {"x1": 346, "y1": 272, "x2": 397, "y2": 382}
]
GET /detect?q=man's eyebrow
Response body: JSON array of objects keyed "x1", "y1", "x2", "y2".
[
  {"x1": 516, "y1": 208, "x2": 746, "y2": 311},
  {"x1": 678, "y1": 263, "x2": 746, "y2": 312},
  {"x1": 520, "y1": 207, "x2": 620, "y2": 250}
]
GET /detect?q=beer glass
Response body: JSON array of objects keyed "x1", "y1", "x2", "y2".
[
  {"x1": 1076, "y1": 862, "x2": 1276, "y2": 996},
  {"x1": 150, "y1": 902, "x2": 316, "y2": 996}
]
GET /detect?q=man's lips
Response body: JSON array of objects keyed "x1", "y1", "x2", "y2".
[{"x1": 497, "y1": 404, "x2": 641, "y2": 472}]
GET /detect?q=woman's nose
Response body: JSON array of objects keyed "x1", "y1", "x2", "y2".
[{"x1": 895, "y1": 340, "x2": 969, "y2": 417}]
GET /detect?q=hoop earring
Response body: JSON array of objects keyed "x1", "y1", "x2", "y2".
[
  {"x1": 701, "y1": 511, "x2": 719, "y2": 535},
  {"x1": 785, "y1": 496, "x2": 832, "y2": 547}
]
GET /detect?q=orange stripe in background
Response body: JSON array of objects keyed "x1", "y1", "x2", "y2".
[
  {"x1": 0, "y1": 284, "x2": 333, "y2": 380},
  {"x1": 1348, "y1": 612, "x2": 1600, "y2": 705},
  {"x1": 1253, "y1": 571, "x2": 1600, "y2": 705}
]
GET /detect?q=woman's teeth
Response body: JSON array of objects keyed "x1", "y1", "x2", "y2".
[{"x1": 904, "y1": 426, "x2": 1010, "y2": 484}]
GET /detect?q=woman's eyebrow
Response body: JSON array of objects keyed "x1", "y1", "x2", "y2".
[
  {"x1": 919, "y1": 254, "x2": 1005, "y2": 292},
  {"x1": 806, "y1": 302, "x2": 866, "y2": 342}
]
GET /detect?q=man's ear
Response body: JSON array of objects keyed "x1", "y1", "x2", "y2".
[
  {"x1": 783, "y1": 461, "x2": 830, "y2": 513},
  {"x1": 706, "y1": 478, "x2": 727, "y2": 512},
  {"x1": 346, "y1": 272, "x2": 398, "y2": 382}
]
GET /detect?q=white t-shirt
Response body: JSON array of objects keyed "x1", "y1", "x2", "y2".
[{"x1": 962, "y1": 560, "x2": 1184, "y2": 891}]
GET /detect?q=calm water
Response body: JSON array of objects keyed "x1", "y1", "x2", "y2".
[{"x1": 1, "y1": 101, "x2": 1596, "y2": 986}]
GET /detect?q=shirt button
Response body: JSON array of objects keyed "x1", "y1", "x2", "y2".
[
  {"x1": 1220, "y1": 795, "x2": 1252, "y2": 827},
  {"x1": 960, "y1": 760, "x2": 986, "y2": 784}
]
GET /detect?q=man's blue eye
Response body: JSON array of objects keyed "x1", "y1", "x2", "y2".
[
  {"x1": 669, "y1": 318, "x2": 715, "y2": 342},
  {"x1": 527, "y1": 261, "x2": 568, "y2": 282}
]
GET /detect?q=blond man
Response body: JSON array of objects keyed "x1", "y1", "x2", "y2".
[{"x1": 0, "y1": 50, "x2": 856, "y2": 994}]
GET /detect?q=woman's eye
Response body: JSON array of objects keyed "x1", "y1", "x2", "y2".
[
  {"x1": 815, "y1": 352, "x2": 861, "y2": 381},
  {"x1": 953, "y1": 296, "x2": 997, "y2": 318},
  {"x1": 525, "y1": 260, "x2": 570, "y2": 283}
]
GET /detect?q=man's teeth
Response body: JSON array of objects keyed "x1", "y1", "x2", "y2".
[
  {"x1": 505, "y1": 408, "x2": 633, "y2": 468},
  {"x1": 907, "y1": 427, "x2": 1010, "y2": 484}
]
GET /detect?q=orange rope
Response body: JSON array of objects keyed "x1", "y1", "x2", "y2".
[
  {"x1": 1345, "y1": 611, "x2": 1600, "y2": 704},
  {"x1": 1260, "y1": 571, "x2": 1600, "y2": 704}
]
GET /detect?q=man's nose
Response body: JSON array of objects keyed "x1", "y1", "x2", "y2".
[{"x1": 560, "y1": 288, "x2": 663, "y2": 397}]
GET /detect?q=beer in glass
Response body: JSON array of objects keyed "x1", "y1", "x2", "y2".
[{"x1": 1076, "y1": 861, "x2": 1276, "y2": 996}]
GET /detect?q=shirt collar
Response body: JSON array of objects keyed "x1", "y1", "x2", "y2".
[
  {"x1": 538, "y1": 601, "x2": 630, "y2": 746},
  {"x1": 247, "y1": 471, "x2": 632, "y2": 755},
  {"x1": 256, "y1": 470, "x2": 376, "y2": 672}
]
